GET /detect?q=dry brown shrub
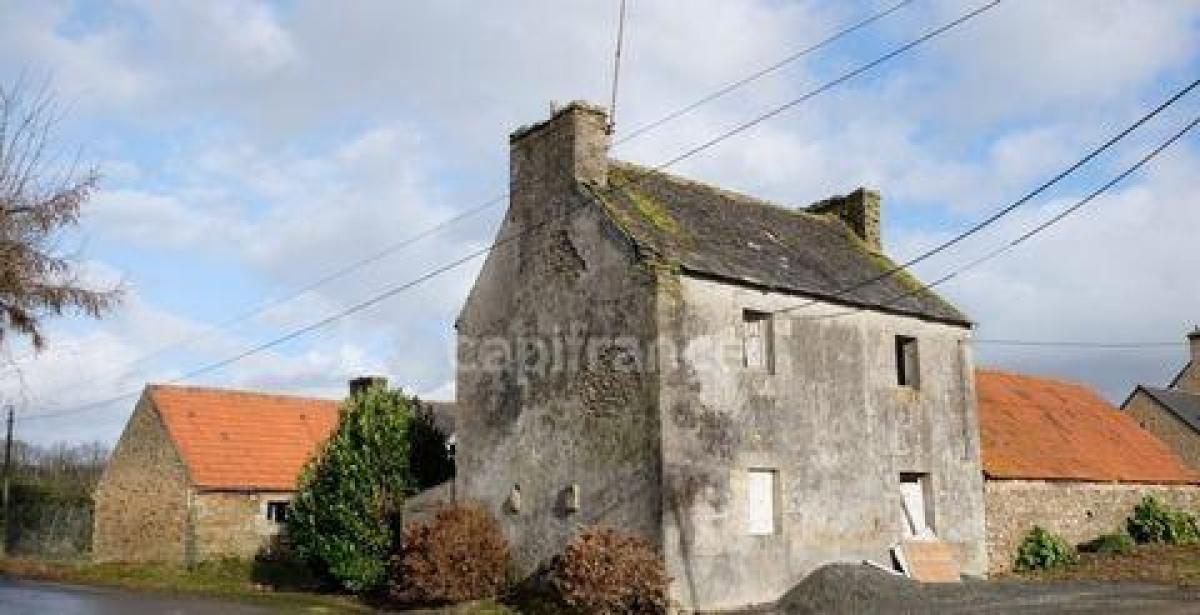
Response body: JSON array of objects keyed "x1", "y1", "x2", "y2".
[
  {"x1": 389, "y1": 503, "x2": 510, "y2": 606},
  {"x1": 547, "y1": 526, "x2": 669, "y2": 614}
]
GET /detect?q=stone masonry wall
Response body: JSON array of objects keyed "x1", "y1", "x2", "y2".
[
  {"x1": 93, "y1": 395, "x2": 191, "y2": 563},
  {"x1": 984, "y1": 480, "x2": 1200, "y2": 573},
  {"x1": 1125, "y1": 391, "x2": 1200, "y2": 471},
  {"x1": 191, "y1": 491, "x2": 292, "y2": 562},
  {"x1": 1174, "y1": 360, "x2": 1200, "y2": 394},
  {"x1": 456, "y1": 103, "x2": 662, "y2": 577},
  {"x1": 659, "y1": 276, "x2": 986, "y2": 610}
]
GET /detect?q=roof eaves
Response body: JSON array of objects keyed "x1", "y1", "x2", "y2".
[{"x1": 677, "y1": 266, "x2": 973, "y2": 328}]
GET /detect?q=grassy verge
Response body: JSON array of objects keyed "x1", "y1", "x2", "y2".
[
  {"x1": 0, "y1": 556, "x2": 372, "y2": 611},
  {"x1": 1010, "y1": 543, "x2": 1200, "y2": 586},
  {"x1": 0, "y1": 557, "x2": 514, "y2": 613}
]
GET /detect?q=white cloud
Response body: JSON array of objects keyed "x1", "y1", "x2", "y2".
[{"x1": 3, "y1": 0, "x2": 1199, "y2": 445}]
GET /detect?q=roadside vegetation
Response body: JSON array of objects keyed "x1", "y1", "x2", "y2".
[{"x1": 1012, "y1": 496, "x2": 1200, "y2": 585}]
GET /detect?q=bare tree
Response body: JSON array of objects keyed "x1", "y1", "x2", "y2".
[{"x1": 0, "y1": 78, "x2": 119, "y2": 350}]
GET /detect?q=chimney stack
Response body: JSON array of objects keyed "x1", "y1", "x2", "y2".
[
  {"x1": 349, "y1": 375, "x2": 388, "y2": 397},
  {"x1": 509, "y1": 101, "x2": 610, "y2": 211},
  {"x1": 808, "y1": 188, "x2": 882, "y2": 252}
]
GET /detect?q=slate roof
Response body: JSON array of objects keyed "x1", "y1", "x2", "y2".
[
  {"x1": 976, "y1": 370, "x2": 1199, "y2": 484},
  {"x1": 1138, "y1": 386, "x2": 1200, "y2": 434},
  {"x1": 148, "y1": 385, "x2": 340, "y2": 491},
  {"x1": 593, "y1": 162, "x2": 969, "y2": 325}
]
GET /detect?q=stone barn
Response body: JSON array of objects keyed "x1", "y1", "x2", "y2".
[
  {"x1": 93, "y1": 384, "x2": 339, "y2": 564},
  {"x1": 976, "y1": 369, "x2": 1200, "y2": 572},
  {"x1": 1122, "y1": 328, "x2": 1200, "y2": 469},
  {"x1": 455, "y1": 101, "x2": 987, "y2": 611}
]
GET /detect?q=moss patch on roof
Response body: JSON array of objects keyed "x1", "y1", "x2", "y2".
[{"x1": 589, "y1": 160, "x2": 970, "y2": 325}]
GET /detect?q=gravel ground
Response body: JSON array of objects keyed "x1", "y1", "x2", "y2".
[{"x1": 774, "y1": 564, "x2": 1200, "y2": 614}]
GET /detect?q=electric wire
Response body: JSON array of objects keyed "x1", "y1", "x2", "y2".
[{"x1": 20, "y1": 0, "x2": 1004, "y2": 421}]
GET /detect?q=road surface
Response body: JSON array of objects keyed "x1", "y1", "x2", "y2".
[{"x1": 0, "y1": 578, "x2": 281, "y2": 614}]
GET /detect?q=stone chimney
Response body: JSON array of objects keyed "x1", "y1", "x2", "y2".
[
  {"x1": 509, "y1": 101, "x2": 610, "y2": 221},
  {"x1": 349, "y1": 375, "x2": 388, "y2": 397},
  {"x1": 1189, "y1": 327, "x2": 1200, "y2": 365},
  {"x1": 808, "y1": 187, "x2": 882, "y2": 252}
]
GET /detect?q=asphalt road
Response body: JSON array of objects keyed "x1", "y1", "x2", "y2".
[{"x1": 0, "y1": 578, "x2": 280, "y2": 614}]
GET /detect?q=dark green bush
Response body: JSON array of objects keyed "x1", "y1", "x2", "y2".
[
  {"x1": 1015, "y1": 525, "x2": 1077, "y2": 571},
  {"x1": 287, "y1": 382, "x2": 414, "y2": 592},
  {"x1": 1078, "y1": 532, "x2": 1134, "y2": 555},
  {"x1": 408, "y1": 402, "x2": 455, "y2": 491},
  {"x1": 1127, "y1": 495, "x2": 1200, "y2": 545}
]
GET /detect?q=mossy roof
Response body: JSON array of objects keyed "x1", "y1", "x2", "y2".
[{"x1": 594, "y1": 161, "x2": 969, "y2": 325}]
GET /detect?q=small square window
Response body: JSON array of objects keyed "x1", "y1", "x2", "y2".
[
  {"x1": 895, "y1": 335, "x2": 920, "y2": 388},
  {"x1": 743, "y1": 310, "x2": 774, "y2": 373},
  {"x1": 266, "y1": 501, "x2": 290, "y2": 524}
]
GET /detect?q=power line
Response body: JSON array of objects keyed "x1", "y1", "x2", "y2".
[
  {"x1": 772, "y1": 75, "x2": 1200, "y2": 317},
  {"x1": 20, "y1": 0, "x2": 1004, "y2": 422},
  {"x1": 905, "y1": 113, "x2": 1200, "y2": 300},
  {"x1": 608, "y1": 0, "x2": 628, "y2": 134},
  {"x1": 972, "y1": 340, "x2": 1183, "y2": 349},
  {"x1": 791, "y1": 110, "x2": 1200, "y2": 328},
  {"x1": 14, "y1": 0, "x2": 925, "y2": 391},
  {"x1": 615, "y1": 0, "x2": 916, "y2": 145}
]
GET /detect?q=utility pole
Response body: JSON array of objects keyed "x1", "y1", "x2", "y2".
[
  {"x1": 2, "y1": 405, "x2": 11, "y2": 554},
  {"x1": 2, "y1": 405, "x2": 11, "y2": 502}
]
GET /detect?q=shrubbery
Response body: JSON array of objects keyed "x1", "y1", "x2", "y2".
[
  {"x1": 547, "y1": 526, "x2": 669, "y2": 615},
  {"x1": 1127, "y1": 495, "x2": 1200, "y2": 545},
  {"x1": 1014, "y1": 525, "x2": 1077, "y2": 571},
  {"x1": 287, "y1": 382, "x2": 415, "y2": 592},
  {"x1": 1078, "y1": 532, "x2": 1134, "y2": 555},
  {"x1": 408, "y1": 403, "x2": 455, "y2": 491},
  {"x1": 389, "y1": 504, "x2": 510, "y2": 606}
]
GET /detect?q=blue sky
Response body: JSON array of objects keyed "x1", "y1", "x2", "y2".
[{"x1": 2, "y1": 0, "x2": 1199, "y2": 445}]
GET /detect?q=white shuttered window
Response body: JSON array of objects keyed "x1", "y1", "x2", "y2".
[{"x1": 746, "y1": 469, "x2": 777, "y2": 535}]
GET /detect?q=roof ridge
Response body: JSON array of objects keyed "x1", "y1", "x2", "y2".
[
  {"x1": 1143, "y1": 384, "x2": 1200, "y2": 399},
  {"x1": 148, "y1": 383, "x2": 339, "y2": 405},
  {"x1": 975, "y1": 367, "x2": 1095, "y2": 392},
  {"x1": 608, "y1": 159, "x2": 834, "y2": 224}
]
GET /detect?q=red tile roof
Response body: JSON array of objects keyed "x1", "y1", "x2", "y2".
[
  {"x1": 976, "y1": 370, "x2": 1200, "y2": 484},
  {"x1": 148, "y1": 384, "x2": 340, "y2": 490}
]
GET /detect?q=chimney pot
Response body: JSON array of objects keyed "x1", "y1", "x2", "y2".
[
  {"x1": 510, "y1": 100, "x2": 610, "y2": 191},
  {"x1": 808, "y1": 187, "x2": 882, "y2": 251},
  {"x1": 349, "y1": 376, "x2": 388, "y2": 397}
]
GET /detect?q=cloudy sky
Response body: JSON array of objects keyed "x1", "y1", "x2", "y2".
[{"x1": 2, "y1": 0, "x2": 1198, "y2": 445}]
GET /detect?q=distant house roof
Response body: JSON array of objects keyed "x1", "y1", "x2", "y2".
[
  {"x1": 148, "y1": 385, "x2": 340, "y2": 491},
  {"x1": 1136, "y1": 386, "x2": 1200, "y2": 434},
  {"x1": 592, "y1": 162, "x2": 969, "y2": 326},
  {"x1": 976, "y1": 370, "x2": 1199, "y2": 484}
]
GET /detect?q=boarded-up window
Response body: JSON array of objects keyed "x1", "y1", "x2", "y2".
[
  {"x1": 746, "y1": 468, "x2": 778, "y2": 535},
  {"x1": 743, "y1": 310, "x2": 774, "y2": 373},
  {"x1": 899, "y1": 473, "x2": 934, "y2": 539},
  {"x1": 896, "y1": 335, "x2": 920, "y2": 388}
]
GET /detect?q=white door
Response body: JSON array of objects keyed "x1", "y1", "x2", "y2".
[
  {"x1": 746, "y1": 469, "x2": 776, "y2": 535},
  {"x1": 900, "y1": 477, "x2": 934, "y2": 539}
]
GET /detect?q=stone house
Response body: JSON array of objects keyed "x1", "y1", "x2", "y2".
[
  {"x1": 976, "y1": 369, "x2": 1200, "y2": 572},
  {"x1": 455, "y1": 101, "x2": 987, "y2": 611},
  {"x1": 93, "y1": 384, "x2": 339, "y2": 564},
  {"x1": 1122, "y1": 328, "x2": 1200, "y2": 469}
]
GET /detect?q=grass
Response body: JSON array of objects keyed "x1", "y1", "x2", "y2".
[
  {"x1": 0, "y1": 557, "x2": 515, "y2": 613},
  {"x1": 1009, "y1": 542, "x2": 1200, "y2": 586}
]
